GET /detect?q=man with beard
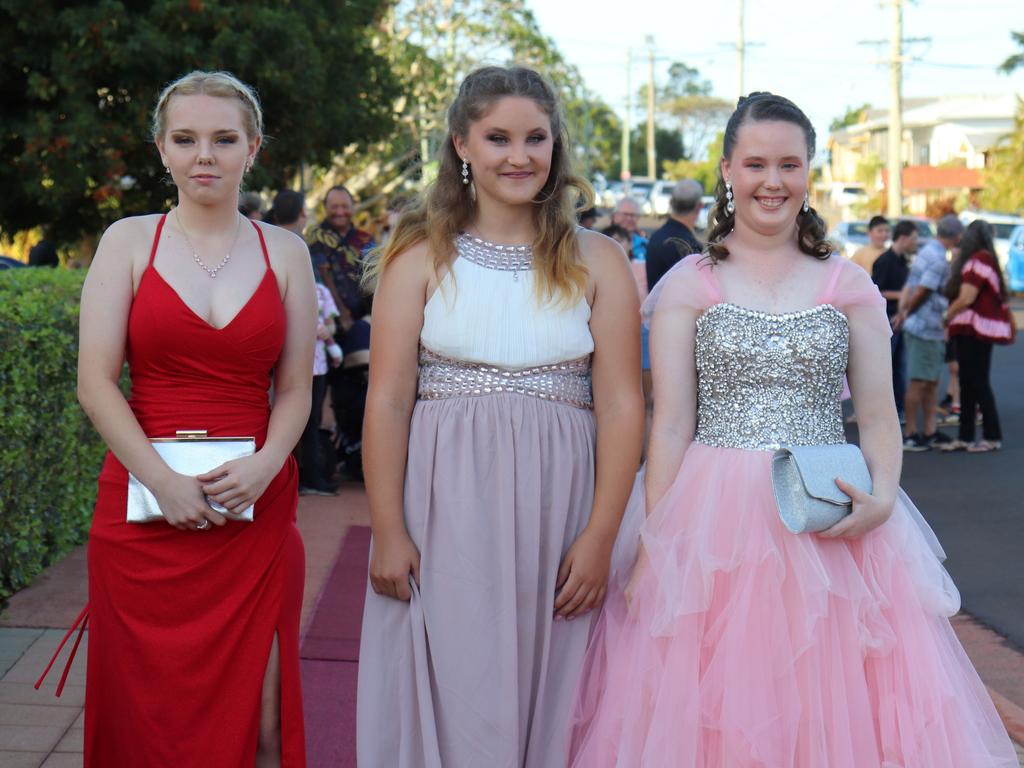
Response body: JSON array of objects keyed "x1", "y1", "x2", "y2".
[{"x1": 308, "y1": 185, "x2": 377, "y2": 479}]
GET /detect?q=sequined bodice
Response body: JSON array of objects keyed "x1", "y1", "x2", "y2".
[{"x1": 694, "y1": 303, "x2": 849, "y2": 451}]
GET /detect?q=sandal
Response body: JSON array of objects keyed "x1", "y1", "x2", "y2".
[
  {"x1": 966, "y1": 440, "x2": 1002, "y2": 453},
  {"x1": 938, "y1": 439, "x2": 970, "y2": 452}
]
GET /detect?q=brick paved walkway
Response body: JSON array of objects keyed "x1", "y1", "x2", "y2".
[{"x1": 2, "y1": 485, "x2": 1022, "y2": 767}]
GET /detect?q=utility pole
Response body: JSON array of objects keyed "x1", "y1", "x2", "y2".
[
  {"x1": 719, "y1": 1, "x2": 760, "y2": 102},
  {"x1": 859, "y1": 3, "x2": 928, "y2": 218},
  {"x1": 646, "y1": 36, "x2": 656, "y2": 179},
  {"x1": 736, "y1": 0, "x2": 746, "y2": 99},
  {"x1": 621, "y1": 49, "x2": 632, "y2": 182},
  {"x1": 887, "y1": 0, "x2": 903, "y2": 217}
]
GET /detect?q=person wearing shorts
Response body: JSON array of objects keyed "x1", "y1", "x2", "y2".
[{"x1": 896, "y1": 214, "x2": 963, "y2": 451}]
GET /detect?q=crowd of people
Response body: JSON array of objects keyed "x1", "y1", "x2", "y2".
[{"x1": 34, "y1": 61, "x2": 1019, "y2": 767}]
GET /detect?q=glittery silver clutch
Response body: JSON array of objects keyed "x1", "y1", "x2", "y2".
[
  {"x1": 127, "y1": 431, "x2": 256, "y2": 523},
  {"x1": 771, "y1": 444, "x2": 873, "y2": 534}
]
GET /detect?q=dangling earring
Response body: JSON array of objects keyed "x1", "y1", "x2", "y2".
[
  {"x1": 725, "y1": 181, "x2": 735, "y2": 215},
  {"x1": 164, "y1": 165, "x2": 170, "y2": 175},
  {"x1": 802, "y1": 192, "x2": 810, "y2": 213},
  {"x1": 245, "y1": 159, "x2": 253, "y2": 173},
  {"x1": 461, "y1": 159, "x2": 470, "y2": 185}
]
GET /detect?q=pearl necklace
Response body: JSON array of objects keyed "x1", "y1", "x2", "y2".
[{"x1": 175, "y1": 208, "x2": 243, "y2": 278}]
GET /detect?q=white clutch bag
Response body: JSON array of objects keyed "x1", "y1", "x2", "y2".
[{"x1": 127, "y1": 430, "x2": 256, "y2": 523}]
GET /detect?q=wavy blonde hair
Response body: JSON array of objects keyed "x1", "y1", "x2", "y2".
[
  {"x1": 152, "y1": 70, "x2": 263, "y2": 143},
  {"x1": 364, "y1": 66, "x2": 592, "y2": 304}
]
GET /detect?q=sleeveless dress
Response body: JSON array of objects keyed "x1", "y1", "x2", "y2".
[
  {"x1": 357, "y1": 234, "x2": 598, "y2": 767},
  {"x1": 83, "y1": 214, "x2": 306, "y2": 766},
  {"x1": 570, "y1": 254, "x2": 1017, "y2": 767}
]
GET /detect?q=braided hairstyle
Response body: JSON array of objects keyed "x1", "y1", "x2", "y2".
[{"x1": 705, "y1": 92, "x2": 832, "y2": 262}]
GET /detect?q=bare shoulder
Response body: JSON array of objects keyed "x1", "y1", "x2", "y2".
[
  {"x1": 97, "y1": 213, "x2": 162, "y2": 251},
  {"x1": 92, "y1": 214, "x2": 164, "y2": 275},
  {"x1": 255, "y1": 221, "x2": 309, "y2": 269},
  {"x1": 383, "y1": 237, "x2": 433, "y2": 278},
  {"x1": 577, "y1": 228, "x2": 629, "y2": 274}
]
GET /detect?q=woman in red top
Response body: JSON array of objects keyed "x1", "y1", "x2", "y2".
[
  {"x1": 942, "y1": 219, "x2": 1014, "y2": 453},
  {"x1": 73, "y1": 71, "x2": 315, "y2": 766}
]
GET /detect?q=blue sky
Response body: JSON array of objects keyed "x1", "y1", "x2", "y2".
[{"x1": 527, "y1": 0, "x2": 1024, "y2": 161}]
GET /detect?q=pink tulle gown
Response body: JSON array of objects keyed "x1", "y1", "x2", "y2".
[{"x1": 570, "y1": 254, "x2": 1017, "y2": 767}]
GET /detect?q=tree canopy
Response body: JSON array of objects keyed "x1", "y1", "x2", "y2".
[{"x1": 0, "y1": 0, "x2": 399, "y2": 244}]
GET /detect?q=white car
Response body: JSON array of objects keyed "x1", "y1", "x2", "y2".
[
  {"x1": 644, "y1": 180, "x2": 675, "y2": 216},
  {"x1": 959, "y1": 210, "x2": 1024, "y2": 272}
]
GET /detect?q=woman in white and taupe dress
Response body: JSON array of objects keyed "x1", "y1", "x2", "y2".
[{"x1": 356, "y1": 65, "x2": 643, "y2": 767}]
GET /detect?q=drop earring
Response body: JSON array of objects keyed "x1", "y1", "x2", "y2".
[
  {"x1": 725, "y1": 181, "x2": 735, "y2": 215},
  {"x1": 802, "y1": 193, "x2": 810, "y2": 213},
  {"x1": 461, "y1": 159, "x2": 470, "y2": 185}
]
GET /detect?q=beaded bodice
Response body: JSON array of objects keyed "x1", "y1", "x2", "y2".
[
  {"x1": 417, "y1": 234, "x2": 594, "y2": 408},
  {"x1": 694, "y1": 303, "x2": 849, "y2": 451}
]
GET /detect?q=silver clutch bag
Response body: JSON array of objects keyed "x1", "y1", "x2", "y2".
[
  {"x1": 127, "y1": 430, "x2": 256, "y2": 523},
  {"x1": 771, "y1": 443, "x2": 873, "y2": 534}
]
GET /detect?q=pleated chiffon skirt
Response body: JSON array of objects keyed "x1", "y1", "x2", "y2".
[{"x1": 358, "y1": 393, "x2": 597, "y2": 767}]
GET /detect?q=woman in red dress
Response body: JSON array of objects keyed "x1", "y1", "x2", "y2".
[{"x1": 74, "y1": 71, "x2": 315, "y2": 766}]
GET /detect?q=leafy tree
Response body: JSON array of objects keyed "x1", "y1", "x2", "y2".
[
  {"x1": 980, "y1": 98, "x2": 1024, "y2": 214},
  {"x1": 639, "y1": 61, "x2": 730, "y2": 162},
  {"x1": 999, "y1": 31, "x2": 1024, "y2": 73},
  {"x1": 662, "y1": 131, "x2": 724, "y2": 192},
  {"x1": 0, "y1": 0, "x2": 399, "y2": 245},
  {"x1": 318, "y1": 0, "x2": 621, "y2": 217},
  {"x1": 628, "y1": 126, "x2": 684, "y2": 177},
  {"x1": 830, "y1": 103, "x2": 871, "y2": 132}
]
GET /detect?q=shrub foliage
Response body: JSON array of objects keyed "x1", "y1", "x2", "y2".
[{"x1": 0, "y1": 268, "x2": 107, "y2": 601}]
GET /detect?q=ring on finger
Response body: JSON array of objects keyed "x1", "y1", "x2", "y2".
[{"x1": 195, "y1": 519, "x2": 211, "y2": 530}]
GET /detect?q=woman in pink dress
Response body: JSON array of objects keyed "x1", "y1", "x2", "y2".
[{"x1": 570, "y1": 92, "x2": 1017, "y2": 767}]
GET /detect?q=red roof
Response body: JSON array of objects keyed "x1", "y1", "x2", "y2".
[{"x1": 882, "y1": 165, "x2": 983, "y2": 191}]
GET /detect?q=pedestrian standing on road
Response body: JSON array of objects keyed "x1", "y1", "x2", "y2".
[
  {"x1": 641, "y1": 179, "x2": 705, "y2": 420},
  {"x1": 941, "y1": 219, "x2": 1015, "y2": 453},
  {"x1": 356, "y1": 65, "x2": 643, "y2": 767},
  {"x1": 871, "y1": 218, "x2": 918, "y2": 421},
  {"x1": 71, "y1": 71, "x2": 315, "y2": 766},
  {"x1": 895, "y1": 214, "x2": 963, "y2": 451},
  {"x1": 612, "y1": 196, "x2": 648, "y2": 261},
  {"x1": 270, "y1": 189, "x2": 343, "y2": 494},
  {"x1": 569, "y1": 91, "x2": 1018, "y2": 767},
  {"x1": 307, "y1": 185, "x2": 376, "y2": 479},
  {"x1": 851, "y1": 214, "x2": 890, "y2": 273},
  {"x1": 645, "y1": 178, "x2": 704, "y2": 292}
]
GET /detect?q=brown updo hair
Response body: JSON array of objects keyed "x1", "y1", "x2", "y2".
[
  {"x1": 705, "y1": 92, "x2": 832, "y2": 262},
  {"x1": 364, "y1": 65, "x2": 593, "y2": 304}
]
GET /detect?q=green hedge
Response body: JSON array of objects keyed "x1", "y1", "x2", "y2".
[{"x1": 0, "y1": 268, "x2": 108, "y2": 602}]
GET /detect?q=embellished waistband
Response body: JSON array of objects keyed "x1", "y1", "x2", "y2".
[{"x1": 417, "y1": 346, "x2": 593, "y2": 409}]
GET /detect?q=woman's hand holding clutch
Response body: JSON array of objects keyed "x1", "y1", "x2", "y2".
[
  {"x1": 153, "y1": 471, "x2": 227, "y2": 531},
  {"x1": 198, "y1": 452, "x2": 277, "y2": 518}
]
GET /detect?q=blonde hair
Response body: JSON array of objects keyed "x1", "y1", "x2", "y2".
[
  {"x1": 364, "y1": 66, "x2": 592, "y2": 304},
  {"x1": 152, "y1": 70, "x2": 263, "y2": 142}
]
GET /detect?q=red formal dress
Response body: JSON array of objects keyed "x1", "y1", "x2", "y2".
[{"x1": 83, "y1": 214, "x2": 306, "y2": 766}]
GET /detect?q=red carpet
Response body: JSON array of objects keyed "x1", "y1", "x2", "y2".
[{"x1": 301, "y1": 525, "x2": 371, "y2": 767}]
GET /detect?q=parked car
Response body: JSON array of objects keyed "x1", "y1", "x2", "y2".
[
  {"x1": 960, "y1": 210, "x2": 1024, "y2": 273},
  {"x1": 829, "y1": 183, "x2": 869, "y2": 211},
  {"x1": 644, "y1": 180, "x2": 676, "y2": 216},
  {"x1": 829, "y1": 220, "x2": 871, "y2": 259},
  {"x1": 597, "y1": 180, "x2": 624, "y2": 209},
  {"x1": 905, "y1": 216, "x2": 935, "y2": 241},
  {"x1": 695, "y1": 195, "x2": 717, "y2": 233},
  {"x1": 1008, "y1": 225, "x2": 1024, "y2": 293},
  {"x1": 624, "y1": 178, "x2": 655, "y2": 208}
]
